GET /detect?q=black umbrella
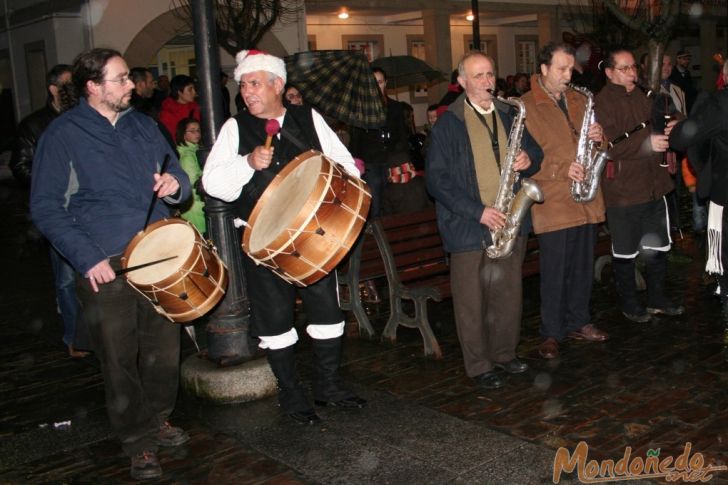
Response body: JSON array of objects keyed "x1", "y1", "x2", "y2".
[
  {"x1": 285, "y1": 50, "x2": 386, "y2": 129},
  {"x1": 370, "y1": 55, "x2": 445, "y2": 88}
]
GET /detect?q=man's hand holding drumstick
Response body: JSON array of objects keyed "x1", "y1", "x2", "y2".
[
  {"x1": 249, "y1": 119, "x2": 280, "y2": 170},
  {"x1": 86, "y1": 156, "x2": 180, "y2": 293},
  {"x1": 86, "y1": 259, "x2": 115, "y2": 293}
]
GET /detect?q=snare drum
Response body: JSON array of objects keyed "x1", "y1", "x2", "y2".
[
  {"x1": 121, "y1": 218, "x2": 228, "y2": 322},
  {"x1": 242, "y1": 150, "x2": 371, "y2": 286}
]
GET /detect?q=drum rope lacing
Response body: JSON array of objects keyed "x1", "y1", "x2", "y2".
[{"x1": 127, "y1": 241, "x2": 226, "y2": 320}]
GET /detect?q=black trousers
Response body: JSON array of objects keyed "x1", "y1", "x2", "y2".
[
  {"x1": 537, "y1": 224, "x2": 598, "y2": 341},
  {"x1": 75, "y1": 257, "x2": 180, "y2": 457},
  {"x1": 242, "y1": 254, "x2": 343, "y2": 338},
  {"x1": 607, "y1": 197, "x2": 670, "y2": 258}
]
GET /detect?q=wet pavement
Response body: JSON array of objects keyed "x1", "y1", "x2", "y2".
[{"x1": 1, "y1": 157, "x2": 726, "y2": 484}]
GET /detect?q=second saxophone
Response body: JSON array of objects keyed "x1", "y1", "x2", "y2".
[{"x1": 569, "y1": 84, "x2": 608, "y2": 203}]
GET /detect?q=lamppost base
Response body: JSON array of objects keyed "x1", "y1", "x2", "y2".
[
  {"x1": 206, "y1": 318, "x2": 252, "y2": 367},
  {"x1": 181, "y1": 353, "x2": 277, "y2": 404}
]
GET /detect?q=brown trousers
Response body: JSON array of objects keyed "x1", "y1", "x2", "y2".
[{"x1": 450, "y1": 236, "x2": 527, "y2": 377}]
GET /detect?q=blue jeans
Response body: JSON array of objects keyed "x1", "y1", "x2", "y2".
[
  {"x1": 363, "y1": 165, "x2": 389, "y2": 219},
  {"x1": 49, "y1": 246, "x2": 80, "y2": 347}
]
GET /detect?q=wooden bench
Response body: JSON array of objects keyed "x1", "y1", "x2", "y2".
[
  {"x1": 339, "y1": 208, "x2": 613, "y2": 359},
  {"x1": 338, "y1": 209, "x2": 448, "y2": 357}
]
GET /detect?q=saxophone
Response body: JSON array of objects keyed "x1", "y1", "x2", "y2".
[
  {"x1": 569, "y1": 84, "x2": 608, "y2": 203},
  {"x1": 486, "y1": 91, "x2": 544, "y2": 259}
]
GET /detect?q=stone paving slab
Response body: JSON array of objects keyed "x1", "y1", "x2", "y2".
[
  {"x1": 184, "y1": 387, "x2": 559, "y2": 484},
  {"x1": 0, "y1": 418, "x2": 305, "y2": 484}
]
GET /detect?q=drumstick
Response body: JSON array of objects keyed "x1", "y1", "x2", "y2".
[
  {"x1": 115, "y1": 255, "x2": 178, "y2": 276},
  {"x1": 142, "y1": 154, "x2": 171, "y2": 232},
  {"x1": 264, "y1": 119, "x2": 281, "y2": 150}
]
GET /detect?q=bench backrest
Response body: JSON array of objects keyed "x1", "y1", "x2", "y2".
[{"x1": 369, "y1": 208, "x2": 448, "y2": 284}]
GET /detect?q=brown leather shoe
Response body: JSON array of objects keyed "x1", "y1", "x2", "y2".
[
  {"x1": 68, "y1": 345, "x2": 90, "y2": 359},
  {"x1": 569, "y1": 324, "x2": 609, "y2": 342},
  {"x1": 130, "y1": 451, "x2": 162, "y2": 480},
  {"x1": 538, "y1": 338, "x2": 559, "y2": 359}
]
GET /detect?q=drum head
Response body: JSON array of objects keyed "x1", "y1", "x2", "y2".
[
  {"x1": 248, "y1": 154, "x2": 323, "y2": 253},
  {"x1": 126, "y1": 221, "x2": 195, "y2": 285}
]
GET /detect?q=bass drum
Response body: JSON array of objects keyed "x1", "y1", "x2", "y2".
[{"x1": 242, "y1": 150, "x2": 370, "y2": 286}]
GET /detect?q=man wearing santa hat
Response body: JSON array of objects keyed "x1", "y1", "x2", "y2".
[{"x1": 202, "y1": 50, "x2": 365, "y2": 424}]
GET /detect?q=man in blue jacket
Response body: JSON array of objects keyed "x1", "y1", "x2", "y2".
[
  {"x1": 30, "y1": 48, "x2": 191, "y2": 481},
  {"x1": 427, "y1": 52, "x2": 543, "y2": 390}
]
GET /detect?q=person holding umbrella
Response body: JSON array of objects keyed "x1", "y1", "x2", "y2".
[
  {"x1": 202, "y1": 49, "x2": 366, "y2": 425},
  {"x1": 350, "y1": 67, "x2": 429, "y2": 216}
]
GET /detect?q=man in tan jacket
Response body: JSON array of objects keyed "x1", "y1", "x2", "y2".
[{"x1": 520, "y1": 42, "x2": 609, "y2": 359}]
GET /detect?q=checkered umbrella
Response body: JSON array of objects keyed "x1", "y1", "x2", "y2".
[
  {"x1": 371, "y1": 55, "x2": 445, "y2": 89},
  {"x1": 285, "y1": 50, "x2": 386, "y2": 129}
]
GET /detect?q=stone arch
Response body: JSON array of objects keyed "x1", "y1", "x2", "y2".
[{"x1": 124, "y1": 7, "x2": 289, "y2": 69}]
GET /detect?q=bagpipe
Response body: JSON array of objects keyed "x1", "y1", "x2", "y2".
[{"x1": 604, "y1": 82, "x2": 679, "y2": 178}]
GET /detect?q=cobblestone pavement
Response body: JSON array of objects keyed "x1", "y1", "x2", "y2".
[{"x1": 1, "y1": 159, "x2": 725, "y2": 484}]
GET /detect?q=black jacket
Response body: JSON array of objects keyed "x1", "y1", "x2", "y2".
[
  {"x1": 670, "y1": 90, "x2": 728, "y2": 205},
  {"x1": 349, "y1": 97, "x2": 410, "y2": 167},
  {"x1": 426, "y1": 94, "x2": 543, "y2": 253},
  {"x1": 10, "y1": 102, "x2": 59, "y2": 187},
  {"x1": 669, "y1": 66, "x2": 697, "y2": 113}
]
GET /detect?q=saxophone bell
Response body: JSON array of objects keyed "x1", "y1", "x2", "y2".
[{"x1": 484, "y1": 92, "x2": 544, "y2": 259}]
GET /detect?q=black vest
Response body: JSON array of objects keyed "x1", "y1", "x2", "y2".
[{"x1": 233, "y1": 105, "x2": 322, "y2": 219}]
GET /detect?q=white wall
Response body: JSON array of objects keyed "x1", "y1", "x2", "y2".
[
  {"x1": 449, "y1": 24, "x2": 540, "y2": 77},
  {"x1": 53, "y1": 16, "x2": 90, "y2": 66},
  {"x1": 88, "y1": 0, "x2": 171, "y2": 52},
  {"x1": 1, "y1": 13, "x2": 86, "y2": 118},
  {"x1": 307, "y1": 16, "x2": 423, "y2": 56}
]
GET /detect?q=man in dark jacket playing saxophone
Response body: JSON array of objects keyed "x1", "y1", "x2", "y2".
[{"x1": 426, "y1": 52, "x2": 543, "y2": 390}]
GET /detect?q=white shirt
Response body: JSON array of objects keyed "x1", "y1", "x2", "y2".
[{"x1": 203, "y1": 108, "x2": 359, "y2": 203}]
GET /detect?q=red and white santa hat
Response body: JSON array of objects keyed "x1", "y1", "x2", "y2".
[{"x1": 234, "y1": 49, "x2": 287, "y2": 83}]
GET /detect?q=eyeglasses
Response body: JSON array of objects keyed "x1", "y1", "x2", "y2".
[
  {"x1": 101, "y1": 75, "x2": 131, "y2": 85},
  {"x1": 613, "y1": 65, "x2": 638, "y2": 73}
]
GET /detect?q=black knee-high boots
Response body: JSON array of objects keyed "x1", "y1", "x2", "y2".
[
  {"x1": 613, "y1": 258, "x2": 649, "y2": 322},
  {"x1": 643, "y1": 251, "x2": 684, "y2": 316},
  {"x1": 312, "y1": 337, "x2": 366, "y2": 408},
  {"x1": 265, "y1": 346, "x2": 320, "y2": 424}
]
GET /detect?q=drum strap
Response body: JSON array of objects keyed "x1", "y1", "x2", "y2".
[
  {"x1": 233, "y1": 106, "x2": 322, "y2": 220},
  {"x1": 280, "y1": 124, "x2": 310, "y2": 153}
]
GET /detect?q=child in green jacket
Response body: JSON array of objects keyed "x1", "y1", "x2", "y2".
[{"x1": 175, "y1": 118, "x2": 206, "y2": 234}]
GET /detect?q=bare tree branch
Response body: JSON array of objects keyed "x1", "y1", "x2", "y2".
[
  {"x1": 172, "y1": 0, "x2": 304, "y2": 55},
  {"x1": 601, "y1": 0, "x2": 647, "y2": 33},
  {"x1": 562, "y1": 0, "x2": 650, "y2": 51},
  {"x1": 563, "y1": 0, "x2": 685, "y2": 89}
]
